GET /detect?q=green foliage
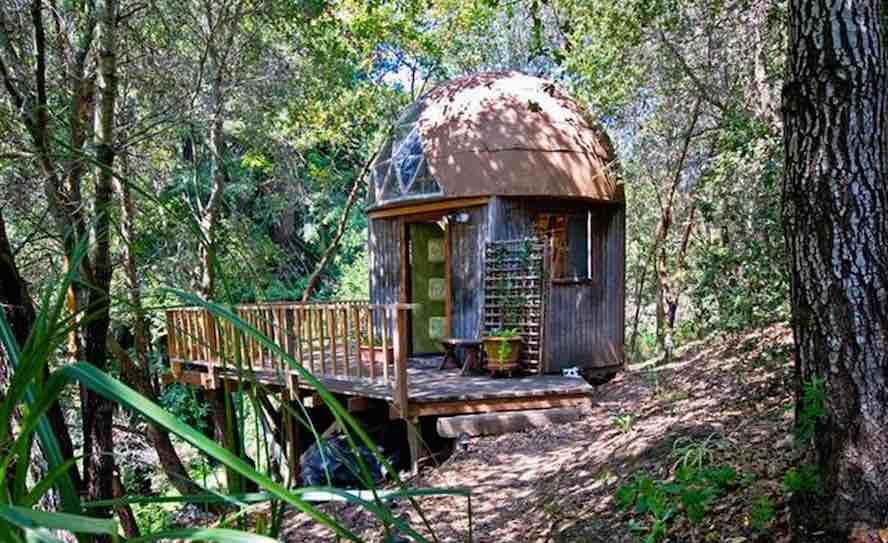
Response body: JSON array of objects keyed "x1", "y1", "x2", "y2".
[
  {"x1": 616, "y1": 463, "x2": 741, "y2": 541},
  {"x1": 749, "y1": 495, "x2": 775, "y2": 532},
  {"x1": 794, "y1": 376, "x2": 827, "y2": 446},
  {"x1": 783, "y1": 464, "x2": 822, "y2": 496},
  {"x1": 611, "y1": 413, "x2": 637, "y2": 434},
  {"x1": 691, "y1": 118, "x2": 788, "y2": 333},
  {"x1": 485, "y1": 328, "x2": 521, "y2": 339},
  {"x1": 671, "y1": 433, "x2": 728, "y2": 471},
  {"x1": 159, "y1": 383, "x2": 210, "y2": 433},
  {"x1": 0, "y1": 265, "x2": 470, "y2": 541}
]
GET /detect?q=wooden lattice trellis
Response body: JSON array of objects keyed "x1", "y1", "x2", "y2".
[{"x1": 482, "y1": 238, "x2": 547, "y2": 373}]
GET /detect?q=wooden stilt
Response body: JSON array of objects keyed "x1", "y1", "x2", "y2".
[
  {"x1": 407, "y1": 417, "x2": 421, "y2": 475},
  {"x1": 280, "y1": 387, "x2": 301, "y2": 486}
]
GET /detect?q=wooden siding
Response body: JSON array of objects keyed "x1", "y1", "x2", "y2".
[
  {"x1": 368, "y1": 196, "x2": 625, "y2": 373},
  {"x1": 487, "y1": 196, "x2": 536, "y2": 240},
  {"x1": 369, "y1": 217, "x2": 401, "y2": 306},
  {"x1": 449, "y1": 206, "x2": 488, "y2": 338},
  {"x1": 370, "y1": 205, "x2": 488, "y2": 342},
  {"x1": 544, "y1": 204, "x2": 625, "y2": 371}
]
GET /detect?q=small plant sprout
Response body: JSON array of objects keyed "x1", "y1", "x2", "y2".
[{"x1": 611, "y1": 413, "x2": 637, "y2": 433}]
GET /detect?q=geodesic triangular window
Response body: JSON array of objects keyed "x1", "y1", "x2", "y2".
[{"x1": 367, "y1": 97, "x2": 444, "y2": 207}]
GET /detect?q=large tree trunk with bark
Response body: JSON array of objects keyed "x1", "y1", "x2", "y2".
[
  {"x1": 783, "y1": 0, "x2": 888, "y2": 539},
  {"x1": 82, "y1": 2, "x2": 119, "y2": 537}
]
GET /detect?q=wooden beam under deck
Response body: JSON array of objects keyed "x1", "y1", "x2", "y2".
[{"x1": 392, "y1": 393, "x2": 593, "y2": 418}]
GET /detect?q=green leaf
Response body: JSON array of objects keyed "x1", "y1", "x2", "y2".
[
  {"x1": 130, "y1": 528, "x2": 278, "y2": 543},
  {"x1": 0, "y1": 505, "x2": 118, "y2": 536}
]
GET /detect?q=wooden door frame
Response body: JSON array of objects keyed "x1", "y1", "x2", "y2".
[{"x1": 399, "y1": 215, "x2": 453, "y2": 354}]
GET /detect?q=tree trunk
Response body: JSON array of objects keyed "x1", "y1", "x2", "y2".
[
  {"x1": 653, "y1": 100, "x2": 701, "y2": 364},
  {"x1": 628, "y1": 249, "x2": 651, "y2": 358},
  {"x1": 783, "y1": 0, "x2": 888, "y2": 538},
  {"x1": 82, "y1": 2, "x2": 118, "y2": 537},
  {"x1": 198, "y1": 45, "x2": 226, "y2": 300}
]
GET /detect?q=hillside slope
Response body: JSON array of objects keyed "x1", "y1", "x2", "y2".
[{"x1": 283, "y1": 324, "x2": 796, "y2": 542}]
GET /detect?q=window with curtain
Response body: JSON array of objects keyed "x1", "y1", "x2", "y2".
[{"x1": 535, "y1": 212, "x2": 592, "y2": 282}]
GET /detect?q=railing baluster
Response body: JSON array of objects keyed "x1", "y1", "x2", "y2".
[
  {"x1": 352, "y1": 305, "x2": 362, "y2": 379},
  {"x1": 305, "y1": 307, "x2": 314, "y2": 375},
  {"x1": 167, "y1": 311, "x2": 182, "y2": 377},
  {"x1": 185, "y1": 311, "x2": 195, "y2": 361},
  {"x1": 328, "y1": 307, "x2": 338, "y2": 376},
  {"x1": 318, "y1": 308, "x2": 327, "y2": 376},
  {"x1": 342, "y1": 306, "x2": 351, "y2": 378},
  {"x1": 381, "y1": 306, "x2": 390, "y2": 385},
  {"x1": 294, "y1": 307, "x2": 304, "y2": 368},
  {"x1": 367, "y1": 306, "x2": 376, "y2": 381}
]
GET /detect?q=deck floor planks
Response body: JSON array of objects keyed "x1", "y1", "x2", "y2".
[{"x1": 201, "y1": 356, "x2": 593, "y2": 404}]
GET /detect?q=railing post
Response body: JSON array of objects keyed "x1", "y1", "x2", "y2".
[
  {"x1": 393, "y1": 305, "x2": 409, "y2": 419},
  {"x1": 204, "y1": 309, "x2": 217, "y2": 389},
  {"x1": 167, "y1": 310, "x2": 183, "y2": 379}
]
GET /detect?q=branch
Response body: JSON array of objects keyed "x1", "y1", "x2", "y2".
[
  {"x1": 300, "y1": 150, "x2": 378, "y2": 302},
  {"x1": 657, "y1": 30, "x2": 728, "y2": 113}
]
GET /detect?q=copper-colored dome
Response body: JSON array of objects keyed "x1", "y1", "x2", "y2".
[{"x1": 368, "y1": 71, "x2": 620, "y2": 208}]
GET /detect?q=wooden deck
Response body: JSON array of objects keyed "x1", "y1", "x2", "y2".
[
  {"x1": 166, "y1": 302, "x2": 594, "y2": 473},
  {"x1": 166, "y1": 303, "x2": 593, "y2": 416},
  {"x1": 175, "y1": 356, "x2": 593, "y2": 416}
]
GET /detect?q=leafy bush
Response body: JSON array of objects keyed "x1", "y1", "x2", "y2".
[
  {"x1": 749, "y1": 495, "x2": 775, "y2": 532},
  {"x1": 615, "y1": 464, "x2": 740, "y2": 541},
  {"x1": 160, "y1": 383, "x2": 210, "y2": 433},
  {"x1": 783, "y1": 464, "x2": 822, "y2": 495},
  {"x1": 794, "y1": 376, "x2": 827, "y2": 447}
]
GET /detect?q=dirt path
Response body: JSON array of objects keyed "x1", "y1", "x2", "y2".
[{"x1": 282, "y1": 324, "x2": 795, "y2": 542}]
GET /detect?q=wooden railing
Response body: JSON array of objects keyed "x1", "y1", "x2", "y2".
[{"x1": 165, "y1": 301, "x2": 412, "y2": 411}]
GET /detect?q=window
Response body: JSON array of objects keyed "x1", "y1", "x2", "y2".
[{"x1": 535, "y1": 212, "x2": 593, "y2": 282}]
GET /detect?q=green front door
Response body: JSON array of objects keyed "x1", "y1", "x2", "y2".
[{"x1": 409, "y1": 222, "x2": 447, "y2": 354}]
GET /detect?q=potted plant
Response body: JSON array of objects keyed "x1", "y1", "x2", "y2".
[
  {"x1": 482, "y1": 328, "x2": 523, "y2": 374},
  {"x1": 359, "y1": 335, "x2": 394, "y2": 366}
]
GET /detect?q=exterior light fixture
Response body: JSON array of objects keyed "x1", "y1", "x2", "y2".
[
  {"x1": 457, "y1": 432, "x2": 471, "y2": 452},
  {"x1": 449, "y1": 212, "x2": 470, "y2": 224}
]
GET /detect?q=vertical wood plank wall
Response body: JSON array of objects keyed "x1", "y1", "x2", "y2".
[
  {"x1": 487, "y1": 196, "x2": 625, "y2": 372},
  {"x1": 368, "y1": 206, "x2": 489, "y2": 342},
  {"x1": 543, "y1": 203, "x2": 625, "y2": 370},
  {"x1": 369, "y1": 217, "x2": 402, "y2": 332},
  {"x1": 449, "y1": 206, "x2": 489, "y2": 338},
  {"x1": 367, "y1": 196, "x2": 625, "y2": 372}
]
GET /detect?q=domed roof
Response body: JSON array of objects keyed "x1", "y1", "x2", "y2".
[{"x1": 368, "y1": 71, "x2": 620, "y2": 209}]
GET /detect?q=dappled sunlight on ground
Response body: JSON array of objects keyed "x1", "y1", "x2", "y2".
[{"x1": 281, "y1": 324, "x2": 795, "y2": 542}]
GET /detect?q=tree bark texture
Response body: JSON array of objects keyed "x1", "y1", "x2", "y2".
[
  {"x1": 783, "y1": 0, "x2": 888, "y2": 538},
  {"x1": 82, "y1": 1, "x2": 119, "y2": 536}
]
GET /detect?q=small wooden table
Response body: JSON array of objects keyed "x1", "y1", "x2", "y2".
[{"x1": 439, "y1": 338, "x2": 484, "y2": 375}]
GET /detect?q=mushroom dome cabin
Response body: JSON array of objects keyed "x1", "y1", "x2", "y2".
[
  {"x1": 368, "y1": 71, "x2": 621, "y2": 207},
  {"x1": 368, "y1": 71, "x2": 625, "y2": 378}
]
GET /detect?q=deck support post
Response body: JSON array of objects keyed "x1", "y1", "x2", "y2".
[
  {"x1": 393, "y1": 306, "x2": 410, "y2": 417},
  {"x1": 407, "y1": 417, "x2": 421, "y2": 475},
  {"x1": 210, "y1": 383, "x2": 258, "y2": 493},
  {"x1": 280, "y1": 385, "x2": 301, "y2": 486},
  {"x1": 392, "y1": 306, "x2": 420, "y2": 473}
]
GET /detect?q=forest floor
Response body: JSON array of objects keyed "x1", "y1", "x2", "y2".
[{"x1": 280, "y1": 323, "x2": 797, "y2": 543}]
